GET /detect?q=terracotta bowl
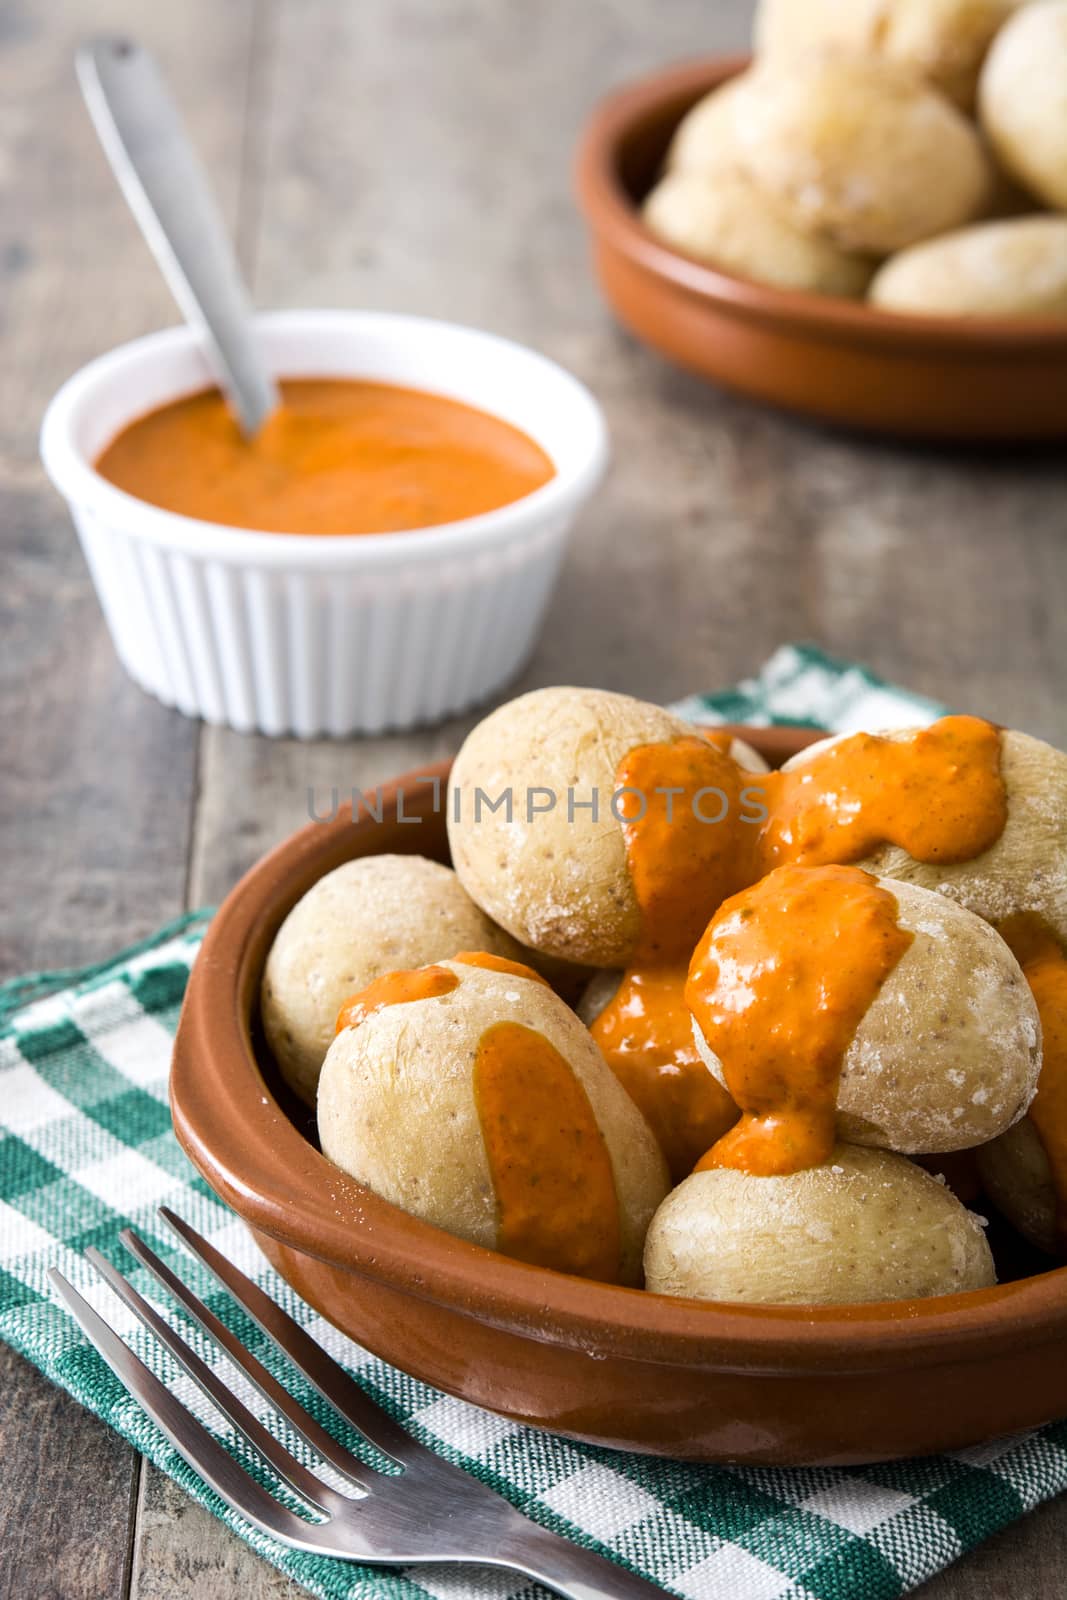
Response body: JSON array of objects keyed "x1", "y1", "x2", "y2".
[
  {"x1": 171, "y1": 726, "x2": 1067, "y2": 1465},
  {"x1": 574, "y1": 55, "x2": 1067, "y2": 441}
]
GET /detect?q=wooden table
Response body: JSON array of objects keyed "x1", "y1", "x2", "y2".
[{"x1": 3, "y1": 0, "x2": 1065, "y2": 1593}]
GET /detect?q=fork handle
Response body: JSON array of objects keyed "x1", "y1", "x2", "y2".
[{"x1": 491, "y1": 1520, "x2": 676, "y2": 1600}]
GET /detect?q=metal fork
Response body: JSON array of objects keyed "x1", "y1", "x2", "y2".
[{"x1": 49, "y1": 1209, "x2": 672, "y2": 1600}]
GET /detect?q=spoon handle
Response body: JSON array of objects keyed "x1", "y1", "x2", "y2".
[{"x1": 77, "y1": 37, "x2": 279, "y2": 436}]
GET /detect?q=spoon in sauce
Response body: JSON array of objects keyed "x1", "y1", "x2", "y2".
[{"x1": 76, "y1": 37, "x2": 278, "y2": 436}]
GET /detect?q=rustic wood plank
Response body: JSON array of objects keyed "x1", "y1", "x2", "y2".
[
  {"x1": 0, "y1": 1345, "x2": 137, "y2": 1600},
  {"x1": 128, "y1": 1465, "x2": 305, "y2": 1600},
  {"x1": 0, "y1": 1, "x2": 255, "y2": 1595}
]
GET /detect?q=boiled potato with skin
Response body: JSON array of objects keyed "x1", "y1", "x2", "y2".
[
  {"x1": 261, "y1": 854, "x2": 520, "y2": 1107},
  {"x1": 873, "y1": 0, "x2": 1024, "y2": 110},
  {"x1": 666, "y1": 77, "x2": 749, "y2": 176},
  {"x1": 756, "y1": 0, "x2": 1022, "y2": 110},
  {"x1": 786, "y1": 729, "x2": 1067, "y2": 946},
  {"x1": 754, "y1": 0, "x2": 884, "y2": 64},
  {"x1": 644, "y1": 1144, "x2": 995, "y2": 1304},
  {"x1": 643, "y1": 169, "x2": 874, "y2": 296},
  {"x1": 870, "y1": 218, "x2": 1067, "y2": 317},
  {"x1": 447, "y1": 687, "x2": 695, "y2": 967},
  {"x1": 733, "y1": 55, "x2": 992, "y2": 253},
  {"x1": 693, "y1": 877, "x2": 1041, "y2": 1152},
  {"x1": 977, "y1": 1116, "x2": 1058, "y2": 1254},
  {"x1": 318, "y1": 958, "x2": 669, "y2": 1283},
  {"x1": 980, "y1": 0, "x2": 1067, "y2": 210}
]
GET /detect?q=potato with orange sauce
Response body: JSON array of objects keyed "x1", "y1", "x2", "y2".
[
  {"x1": 447, "y1": 687, "x2": 703, "y2": 967},
  {"x1": 262, "y1": 854, "x2": 522, "y2": 1107},
  {"x1": 644, "y1": 1144, "x2": 995, "y2": 1305},
  {"x1": 783, "y1": 728, "x2": 1067, "y2": 944},
  {"x1": 317, "y1": 955, "x2": 669, "y2": 1284},
  {"x1": 692, "y1": 876, "x2": 1041, "y2": 1154}
]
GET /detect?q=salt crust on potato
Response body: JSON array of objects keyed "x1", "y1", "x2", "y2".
[
  {"x1": 317, "y1": 958, "x2": 669, "y2": 1283},
  {"x1": 977, "y1": 1116, "x2": 1058, "y2": 1254},
  {"x1": 755, "y1": 0, "x2": 1022, "y2": 109},
  {"x1": 870, "y1": 217, "x2": 1067, "y2": 317},
  {"x1": 447, "y1": 687, "x2": 695, "y2": 968},
  {"x1": 644, "y1": 168, "x2": 874, "y2": 295},
  {"x1": 644, "y1": 1143, "x2": 995, "y2": 1305},
  {"x1": 693, "y1": 875, "x2": 1041, "y2": 1153},
  {"x1": 262, "y1": 854, "x2": 520, "y2": 1107},
  {"x1": 980, "y1": 0, "x2": 1067, "y2": 210},
  {"x1": 785, "y1": 729, "x2": 1067, "y2": 945},
  {"x1": 732, "y1": 54, "x2": 991, "y2": 254}
]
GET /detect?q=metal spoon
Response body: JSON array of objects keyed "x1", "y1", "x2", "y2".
[{"x1": 76, "y1": 37, "x2": 278, "y2": 436}]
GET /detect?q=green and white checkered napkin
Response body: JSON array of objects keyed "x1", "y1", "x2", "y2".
[{"x1": 2, "y1": 644, "x2": 1065, "y2": 1600}]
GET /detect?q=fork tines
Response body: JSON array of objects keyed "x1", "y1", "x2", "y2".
[{"x1": 47, "y1": 1208, "x2": 421, "y2": 1545}]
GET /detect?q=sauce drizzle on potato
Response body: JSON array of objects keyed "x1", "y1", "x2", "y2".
[
  {"x1": 334, "y1": 965, "x2": 458, "y2": 1034},
  {"x1": 687, "y1": 865, "x2": 913, "y2": 1176},
  {"x1": 589, "y1": 735, "x2": 745, "y2": 1181},
  {"x1": 592, "y1": 714, "x2": 1005, "y2": 1180},
  {"x1": 473, "y1": 1021, "x2": 622, "y2": 1280}
]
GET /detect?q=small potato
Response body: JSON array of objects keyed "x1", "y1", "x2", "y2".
[
  {"x1": 733, "y1": 55, "x2": 992, "y2": 253},
  {"x1": 977, "y1": 1115, "x2": 1058, "y2": 1254},
  {"x1": 754, "y1": 0, "x2": 884, "y2": 64},
  {"x1": 644, "y1": 1143, "x2": 995, "y2": 1305},
  {"x1": 874, "y1": 0, "x2": 1024, "y2": 109},
  {"x1": 870, "y1": 218, "x2": 1067, "y2": 317},
  {"x1": 447, "y1": 687, "x2": 694, "y2": 967},
  {"x1": 756, "y1": 0, "x2": 1022, "y2": 109},
  {"x1": 693, "y1": 877, "x2": 1041, "y2": 1152},
  {"x1": 666, "y1": 77, "x2": 749, "y2": 176},
  {"x1": 261, "y1": 854, "x2": 520, "y2": 1107},
  {"x1": 980, "y1": 0, "x2": 1067, "y2": 210},
  {"x1": 643, "y1": 169, "x2": 874, "y2": 296},
  {"x1": 783, "y1": 729, "x2": 1067, "y2": 946},
  {"x1": 318, "y1": 958, "x2": 669, "y2": 1284}
]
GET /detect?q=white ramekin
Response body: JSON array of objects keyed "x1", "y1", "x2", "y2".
[{"x1": 40, "y1": 310, "x2": 608, "y2": 737}]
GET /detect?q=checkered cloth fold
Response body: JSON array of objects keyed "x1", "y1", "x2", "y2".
[{"x1": 2, "y1": 645, "x2": 1065, "y2": 1600}]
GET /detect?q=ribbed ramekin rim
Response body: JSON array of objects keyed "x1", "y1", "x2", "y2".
[{"x1": 39, "y1": 309, "x2": 610, "y2": 568}]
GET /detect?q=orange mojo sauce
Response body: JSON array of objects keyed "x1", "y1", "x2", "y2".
[
  {"x1": 473, "y1": 1021, "x2": 621, "y2": 1281},
  {"x1": 589, "y1": 737, "x2": 744, "y2": 1182},
  {"x1": 688, "y1": 864, "x2": 913, "y2": 1176},
  {"x1": 997, "y1": 914, "x2": 1067, "y2": 1254},
  {"x1": 95, "y1": 379, "x2": 556, "y2": 535},
  {"x1": 334, "y1": 965, "x2": 458, "y2": 1034},
  {"x1": 593, "y1": 715, "x2": 1006, "y2": 1178}
]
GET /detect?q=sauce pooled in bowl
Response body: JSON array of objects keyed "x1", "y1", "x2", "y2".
[{"x1": 94, "y1": 378, "x2": 556, "y2": 535}]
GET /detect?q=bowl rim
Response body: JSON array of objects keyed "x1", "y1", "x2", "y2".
[
  {"x1": 38, "y1": 308, "x2": 609, "y2": 568},
  {"x1": 574, "y1": 52, "x2": 1067, "y2": 352},
  {"x1": 171, "y1": 737, "x2": 1067, "y2": 1377}
]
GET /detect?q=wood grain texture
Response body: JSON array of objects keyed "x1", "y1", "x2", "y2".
[
  {"x1": 2, "y1": 0, "x2": 1067, "y2": 1593},
  {"x1": 0, "y1": 1344, "x2": 137, "y2": 1599}
]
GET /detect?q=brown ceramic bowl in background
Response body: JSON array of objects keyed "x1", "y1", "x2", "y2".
[
  {"x1": 171, "y1": 726, "x2": 1067, "y2": 1466},
  {"x1": 574, "y1": 55, "x2": 1067, "y2": 441}
]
